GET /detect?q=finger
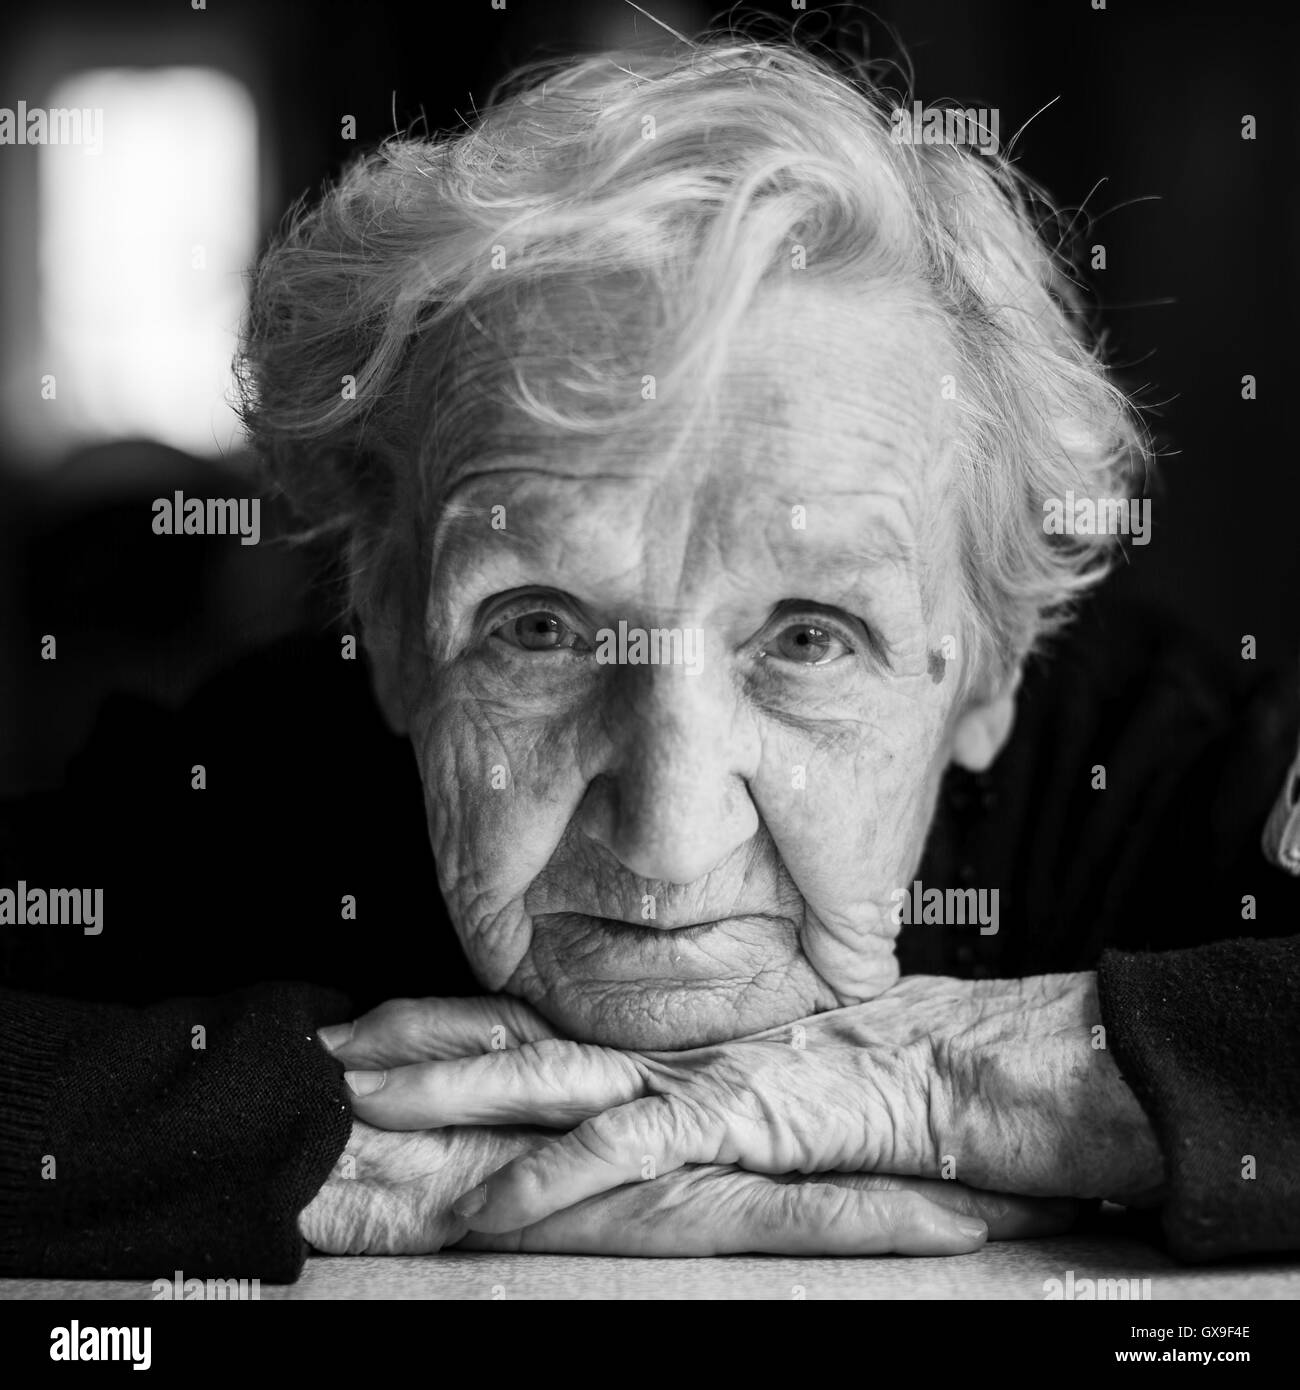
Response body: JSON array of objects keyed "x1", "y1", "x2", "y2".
[
  {"x1": 343, "y1": 1038, "x2": 647, "y2": 1129},
  {"x1": 789, "y1": 1174, "x2": 1079, "y2": 1241},
  {"x1": 319, "y1": 995, "x2": 560, "y2": 1068},
  {"x1": 457, "y1": 1168, "x2": 987, "y2": 1257},
  {"x1": 455, "y1": 1094, "x2": 713, "y2": 1230}
]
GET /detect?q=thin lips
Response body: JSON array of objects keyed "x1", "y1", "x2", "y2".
[{"x1": 547, "y1": 910, "x2": 784, "y2": 935}]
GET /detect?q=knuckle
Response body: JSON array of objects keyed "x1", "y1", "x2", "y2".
[
  {"x1": 572, "y1": 1110, "x2": 643, "y2": 1168},
  {"x1": 748, "y1": 1180, "x2": 808, "y2": 1236},
  {"x1": 659, "y1": 1093, "x2": 710, "y2": 1150},
  {"x1": 796, "y1": 1181, "x2": 853, "y2": 1230},
  {"x1": 404, "y1": 1059, "x2": 444, "y2": 1103},
  {"x1": 517, "y1": 1037, "x2": 578, "y2": 1074},
  {"x1": 502, "y1": 1153, "x2": 556, "y2": 1209},
  {"x1": 370, "y1": 997, "x2": 427, "y2": 1046}
]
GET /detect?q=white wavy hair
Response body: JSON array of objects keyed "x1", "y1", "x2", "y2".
[{"x1": 238, "y1": 37, "x2": 1148, "y2": 695}]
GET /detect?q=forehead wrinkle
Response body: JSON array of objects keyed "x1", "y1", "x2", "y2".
[
  {"x1": 431, "y1": 463, "x2": 610, "y2": 557},
  {"x1": 703, "y1": 336, "x2": 944, "y2": 482},
  {"x1": 431, "y1": 470, "x2": 661, "y2": 613},
  {"x1": 430, "y1": 452, "x2": 928, "y2": 607},
  {"x1": 430, "y1": 463, "x2": 650, "y2": 590},
  {"x1": 714, "y1": 297, "x2": 955, "y2": 500},
  {"x1": 722, "y1": 389, "x2": 946, "y2": 505},
  {"x1": 737, "y1": 368, "x2": 954, "y2": 627},
  {"x1": 704, "y1": 408, "x2": 931, "y2": 591},
  {"x1": 428, "y1": 304, "x2": 954, "y2": 615},
  {"x1": 739, "y1": 383, "x2": 945, "y2": 458},
  {"x1": 774, "y1": 520, "x2": 918, "y2": 578}
]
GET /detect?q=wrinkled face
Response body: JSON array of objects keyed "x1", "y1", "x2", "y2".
[{"x1": 394, "y1": 284, "x2": 991, "y2": 1048}]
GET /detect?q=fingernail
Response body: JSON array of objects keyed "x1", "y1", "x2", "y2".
[
  {"x1": 344, "y1": 1069, "x2": 386, "y2": 1097},
  {"x1": 452, "y1": 1185, "x2": 487, "y2": 1218},
  {"x1": 317, "y1": 1023, "x2": 355, "y2": 1054},
  {"x1": 955, "y1": 1218, "x2": 987, "y2": 1240}
]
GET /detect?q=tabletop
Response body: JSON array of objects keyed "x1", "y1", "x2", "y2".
[{"x1": 5, "y1": 1228, "x2": 1299, "y2": 1300}]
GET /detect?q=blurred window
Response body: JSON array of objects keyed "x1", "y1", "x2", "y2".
[{"x1": 38, "y1": 66, "x2": 258, "y2": 454}]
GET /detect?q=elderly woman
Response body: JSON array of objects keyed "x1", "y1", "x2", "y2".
[
  {"x1": 2, "y1": 37, "x2": 1298, "y2": 1277},
  {"x1": 241, "y1": 37, "x2": 1300, "y2": 1260}
]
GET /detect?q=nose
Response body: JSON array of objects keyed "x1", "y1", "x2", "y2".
[{"x1": 575, "y1": 665, "x2": 759, "y2": 887}]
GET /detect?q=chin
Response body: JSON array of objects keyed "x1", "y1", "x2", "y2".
[
  {"x1": 525, "y1": 976, "x2": 819, "y2": 1051},
  {"x1": 505, "y1": 908, "x2": 832, "y2": 1048}
]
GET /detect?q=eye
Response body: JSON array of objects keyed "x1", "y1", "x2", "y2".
[
  {"x1": 491, "y1": 608, "x2": 589, "y2": 654},
  {"x1": 756, "y1": 614, "x2": 860, "y2": 667},
  {"x1": 750, "y1": 606, "x2": 873, "y2": 669}
]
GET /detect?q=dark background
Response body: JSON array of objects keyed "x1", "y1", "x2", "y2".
[{"x1": 1, "y1": 0, "x2": 1293, "y2": 795}]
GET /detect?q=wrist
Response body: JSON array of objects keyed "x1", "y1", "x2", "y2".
[
  {"x1": 1075, "y1": 973, "x2": 1167, "y2": 1204},
  {"x1": 941, "y1": 973, "x2": 1167, "y2": 1201}
]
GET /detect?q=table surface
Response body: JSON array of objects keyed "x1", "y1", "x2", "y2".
[{"x1": 5, "y1": 1230, "x2": 1300, "y2": 1300}]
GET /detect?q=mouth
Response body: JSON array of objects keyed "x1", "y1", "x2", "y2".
[{"x1": 530, "y1": 910, "x2": 796, "y2": 982}]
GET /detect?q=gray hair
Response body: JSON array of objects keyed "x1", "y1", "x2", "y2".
[{"x1": 238, "y1": 37, "x2": 1148, "y2": 693}]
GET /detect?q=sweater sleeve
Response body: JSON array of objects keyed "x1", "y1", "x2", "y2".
[
  {"x1": 1098, "y1": 936, "x2": 1300, "y2": 1262},
  {"x1": 0, "y1": 639, "x2": 449, "y2": 1282},
  {"x1": 0, "y1": 981, "x2": 353, "y2": 1281}
]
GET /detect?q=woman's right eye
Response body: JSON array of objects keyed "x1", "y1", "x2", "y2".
[{"x1": 490, "y1": 610, "x2": 588, "y2": 653}]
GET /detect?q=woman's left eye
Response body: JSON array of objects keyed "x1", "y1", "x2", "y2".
[
  {"x1": 760, "y1": 622, "x2": 853, "y2": 666},
  {"x1": 491, "y1": 609, "x2": 588, "y2": 653}
]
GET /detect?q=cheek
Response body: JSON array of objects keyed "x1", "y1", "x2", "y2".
[
  {"x1": 408, "y1": 676, "x2": 595, "y2": 980},
  {"x1": 751, "y1": 686, "x2": 951, "y2": 914}
]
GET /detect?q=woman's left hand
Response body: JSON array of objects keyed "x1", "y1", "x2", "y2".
[{"x1": 454, "y1": 973, "x2": 1165, "y2": 1233}]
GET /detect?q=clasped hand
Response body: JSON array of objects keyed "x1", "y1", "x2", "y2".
[{"x1": 300, "y1": 975, "x2": 1164, "y2": 1257}]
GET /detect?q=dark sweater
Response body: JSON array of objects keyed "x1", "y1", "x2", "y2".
[{"x1": 2, "y1": 593, "x2": 1298, "y2": 1277}]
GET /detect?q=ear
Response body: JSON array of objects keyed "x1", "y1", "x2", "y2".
[
  {"x1": 949, "y1": 666, "x2": 1022, "y2": 772},
  {"x1": 361, "y1": 615, "x2": 409, "y2": 735}
]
